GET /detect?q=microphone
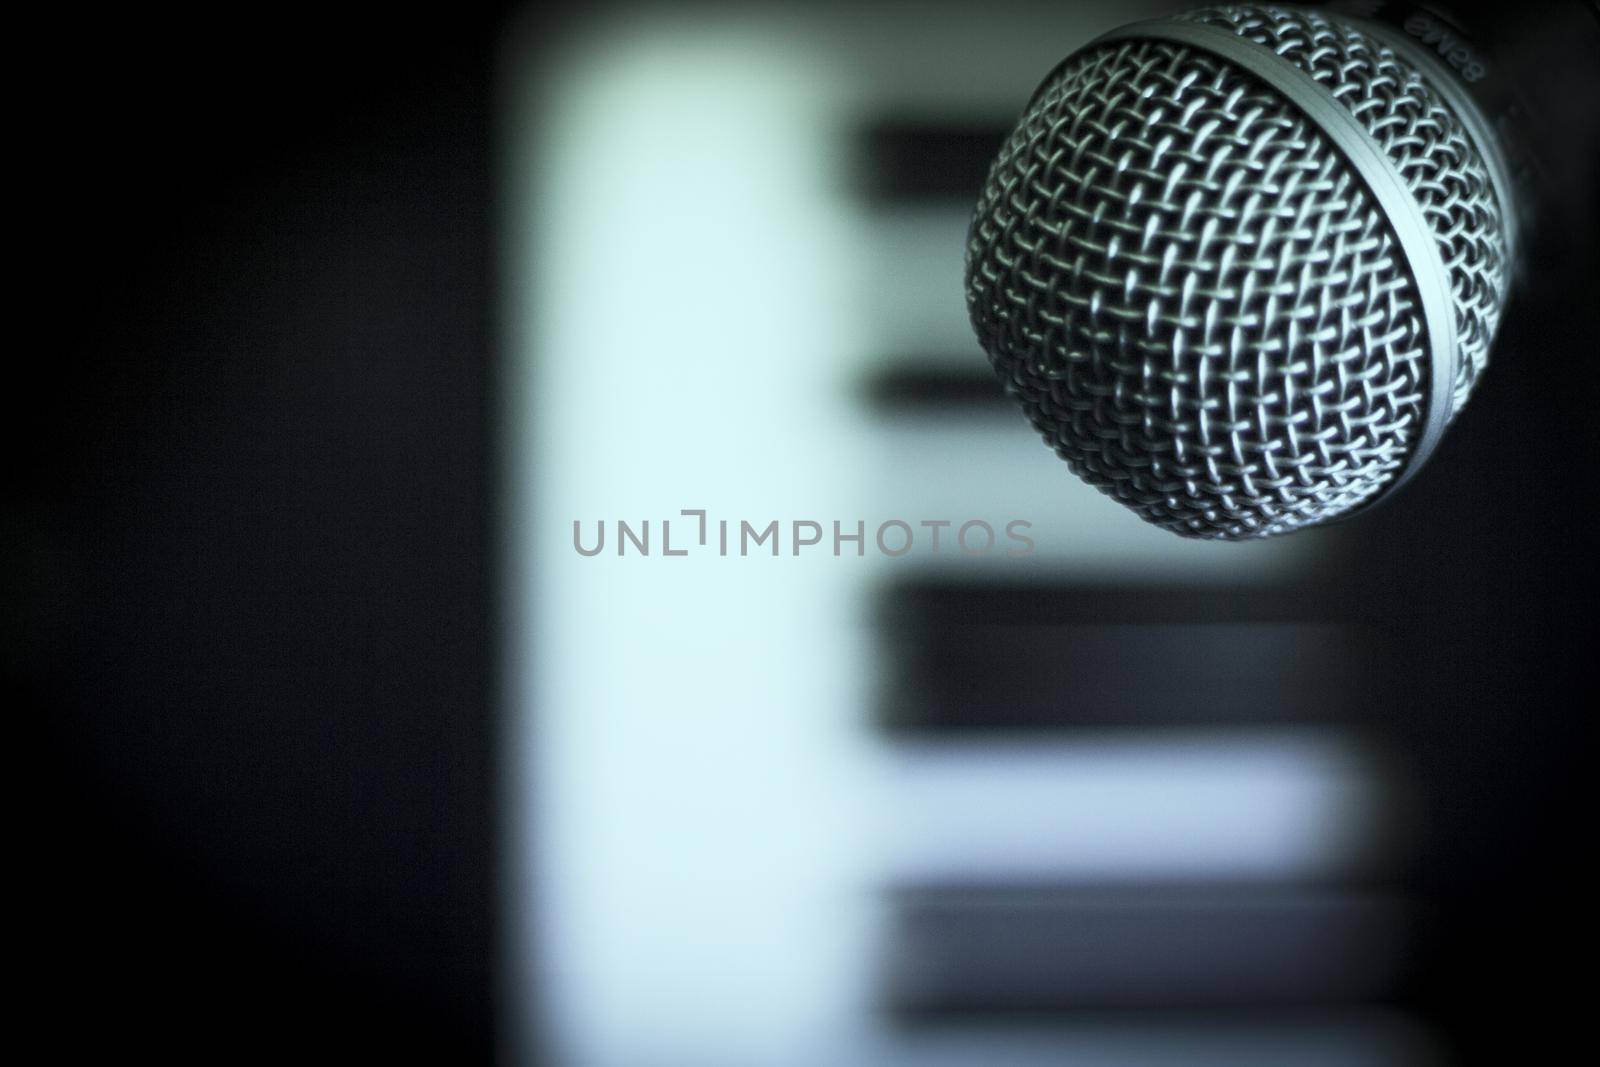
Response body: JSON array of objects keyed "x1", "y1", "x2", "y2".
[{"x1": 965, "y1": 3, "x2": 1521, "y2": 539}]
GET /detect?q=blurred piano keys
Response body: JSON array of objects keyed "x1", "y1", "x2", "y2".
[
  {"x1": 512, "y1": 5, "x2": 1450, "y2": 1062},
  {"x1": 854, "y1": 104, "x2": 1436, "y2": 1066}
]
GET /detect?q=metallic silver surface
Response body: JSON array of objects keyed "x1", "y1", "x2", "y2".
[
  {"x1": 1350, "y1": 14, "x2": 1521, "y2": 268},
  {"x1": 966, "y1": 4, "x2": 1511, "y2": 538}
]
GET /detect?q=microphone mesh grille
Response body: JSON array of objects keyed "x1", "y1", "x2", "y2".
[
  {"x1": 965, "y1": 5, "x2": 1509, "y2": 538},
  {"x1": 1182, "y1": 5, "x2": 1508, "y2": 412}
]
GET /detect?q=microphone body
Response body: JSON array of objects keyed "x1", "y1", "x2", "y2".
[{"x1": 965, "y1": 3, "x2": 1521, "y2": 538}]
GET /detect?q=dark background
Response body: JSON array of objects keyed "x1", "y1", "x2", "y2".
[
  {"x1": 18, "y1": 6, "x2": 506, "y2": 1059},
  {"x1": 13, "y1": 2, "x2": 1598, "y2": 1063}
]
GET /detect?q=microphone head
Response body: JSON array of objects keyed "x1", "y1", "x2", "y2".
[{"x1": 966, "y1": 4, "x2": 1513, "y2": 538}]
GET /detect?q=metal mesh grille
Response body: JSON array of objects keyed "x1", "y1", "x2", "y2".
[
  {"x1": 965, "y1": 5, "x2": 1509, "y2": 539},
  {"x1": 1182, "y1": 4, "x2": 1509, "y2": 412}
]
